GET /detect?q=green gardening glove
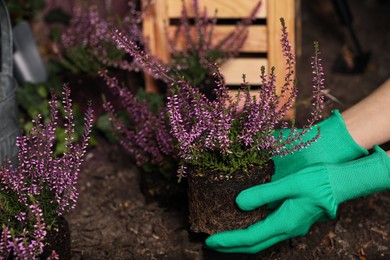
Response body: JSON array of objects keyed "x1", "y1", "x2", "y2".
[
  {"x1": 205, "y1": 146, "x2": 390, "y2": 254},
  {"x1": 272, "y1": 110, "x2": 368, "y2": 181}
]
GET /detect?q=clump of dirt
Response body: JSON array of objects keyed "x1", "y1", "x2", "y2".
[
  {"x1": 187, "y1": 163, "x2": 273, "y2": 235},
  {"x1": 41, "y1": 217, "x2": 71, "y2": 259}
]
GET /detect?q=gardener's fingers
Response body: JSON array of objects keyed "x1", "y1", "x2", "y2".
[
  {"x1": 236, "y1": 177, "x2": 296, "y2": 211},
  {"x1": 206, "y1": 200, "x2": 297, "y2": 249},
  {"x1": 205, "y1": 217, "x2": 275, "y2": 252},
  {"x1": 206, "y1": 199, "x2": 320, "y2": 252},
  {"x1": 206, "y1": 232, "x2": 291, "y2": 254},
  {"x1": 236, "y1": 165, "x2": 328, "y2": 211}
]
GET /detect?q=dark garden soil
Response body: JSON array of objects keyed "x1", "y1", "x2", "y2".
[
  {"x1": 67, "y1": 1, "x2": 390, "y2": 259},
  {"x1": 41, "y1": 217, "x2": 72, "y2": 259}
]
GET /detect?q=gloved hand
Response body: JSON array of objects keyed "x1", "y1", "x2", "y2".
[
  {"x1": 205, "y1": 146, "x2": 390, "y2": 254},
  {"x1": 272, "y1": 110, "x2": 368, "y2": 181}
]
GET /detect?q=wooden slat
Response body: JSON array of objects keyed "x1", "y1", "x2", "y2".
[
  {"x1": 267, "y1": 0, "x2": 296, "y2": 118},
  {"x1": 267, "y1": 0, "x2": 295, "y2": 91},
  {"x1": 167, "y1": 0, "x2": 267, "y2": 19},
  {"x1": 142, "y1": 0, "x2": 170, "y2": 93},
  {"x1": 228, "y1": 89, "x2": 265, "y2": 110},
  {"x1": 220, "y1": 58, "x2": 267, "y2": 85},
  {"x1": 168, "y1": 25, "x2": 267, "y2": 53}
]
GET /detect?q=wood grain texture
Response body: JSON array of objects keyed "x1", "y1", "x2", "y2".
[
  {"x1": 267, "y1": 0, "x2": 296, "y2": 118},
  {"x1": 142, "y1": 0, "x2": 170, "y2": 92},
  {"x1": 167, "y1": 25, "x2": 268, "y2": 53},
  {"x1": 267, "y1": 0, "x2": 296, "y2": 91},
  {"x1": 220, "y1": 58, "x2": 267, "y2": 85},
  {"x1": 167, "y1": 0, "x2": 267, "y2": 19}
]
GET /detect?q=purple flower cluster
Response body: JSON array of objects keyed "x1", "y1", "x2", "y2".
[
  {"x1": 111, "y1": 30, "x2": 174, "y2": 83},
  {"x1": 60, "y1": 2, "x2": 146, "y2": 73},
  {"x1": 167, "y1": 19, "x2": 325, "y2": 177},
  {"x1": 101, "y1": 71, "x2": 176, "y2": 167},
  {"x1": 0, "y1": 85, "x2": 93, "y2": 258},
  {"x1": 0, "y1": 201, "x2": 47, "y2": 258}
]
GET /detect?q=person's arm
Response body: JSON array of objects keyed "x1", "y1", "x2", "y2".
[{"x1": 343, "y1": 78, "x2": 390, "y2": 149}]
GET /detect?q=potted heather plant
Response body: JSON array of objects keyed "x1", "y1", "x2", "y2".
[
  {"x1": 0, "y1": 85, "x2": 93, "y2": 258},
  {"x1": 108, "y1": 15, "x2": 325, "y2": 233},
  {"x1": 165, "y1": 18, "x2": 325, "y2": 234}
]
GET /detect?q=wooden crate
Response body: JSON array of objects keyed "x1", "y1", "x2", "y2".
[{"x1": 142, "y1": 0, "x2": 297, "y2": 116}]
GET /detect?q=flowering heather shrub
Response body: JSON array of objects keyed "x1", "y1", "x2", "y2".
[
  {"x1": 0, "y1": 85, "x2": 93, "y2": 258},
  {"x1": 60, "y1": 2, "x2": 146, "y2": 74},
  {"x1": 166, "y1": 19, "x2": 325, "y2": 178}
]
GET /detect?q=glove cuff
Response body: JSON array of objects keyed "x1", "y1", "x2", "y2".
[
  {"x1": 328, "y1": 145, "x2": 390, "y2": 204},
  {"x1": 325, "y1": 110, "x2": 369, "y2": 160}
]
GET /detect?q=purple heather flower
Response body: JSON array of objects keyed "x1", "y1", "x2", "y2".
[
  {"x1": 60, "y1": 3, "x2": 146, "y2": 73},
  {"x1": 0, "y1": 226, "x2": 12, "y2": 257},
  {"x1": 166, "y1": 18, "x2": 325, "y2": 177},
  {"x1": 0, "y1": 85, "x2": 93, "y2": 258},
  {"x1": 101, "y1": 71, "x2": 176, "y2": 167}
]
